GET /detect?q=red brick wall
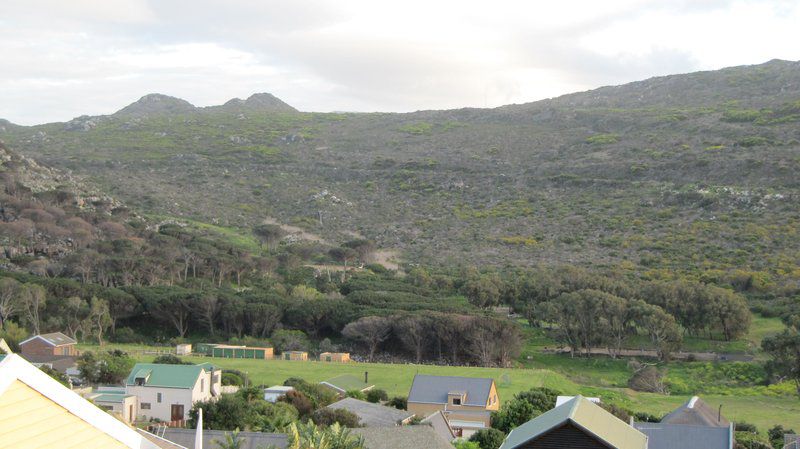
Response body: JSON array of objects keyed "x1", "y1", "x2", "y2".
[{"x1": 20, "y1": 338, "x2": 76, "y2": 356}]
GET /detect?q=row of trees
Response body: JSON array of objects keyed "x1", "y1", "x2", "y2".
[{"x1": 342, "y1": 313, "x2": 522, "y2": 367}]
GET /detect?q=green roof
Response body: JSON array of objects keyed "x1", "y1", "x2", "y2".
[
  {"x1": 321, "y1": 374, "x2": 374, "y2": 392},
  {"x1": 125, "y1": 363, "x2": 211, "y2": 389},
  {"x1": 93, "y1": 393, "x2": 133, "y2": 403},
  {"x1": 500, "y1": 396, "x2": 647, "y2": 449}
]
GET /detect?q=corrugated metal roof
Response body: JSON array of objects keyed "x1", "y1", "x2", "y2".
[
  {"x1": 351, "y1": 426, "x2": 454, "y2": 449},
  {"x1": 407, "y1": 374, "x2": 493, "y2": 406},
  {"x1": 160, "y1": 428, "x2": 286, "y2": 449},
  {"x1": 125, "y1": 363, "x2": 207, "y2": 389},
  {"x1": 633, "y1": 422, "x2": 732, "y2": 449},
  {"x1": 500, "y1": 396, "x2": 648, "y2": 449}
]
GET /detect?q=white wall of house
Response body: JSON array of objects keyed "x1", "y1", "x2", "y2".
[{"x1": 127, "y1": 368, "x2": 221, "y2": 422}]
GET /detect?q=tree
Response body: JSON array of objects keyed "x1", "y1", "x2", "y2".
[
  {"x1": 627, "y1": 362, "x2": 668, "y2": 393},
  {"x1": 212, "y1": 429, "x2": 243, "y2": 449},
  {"x1": 635, "y1": 302, "x2": 682, "y2": 361},
  {"x1": 253, "y1": 224, "x2": 286, "y2": 250},
  {"x1": 246, "y1": 302, "x2": 282, "y2": 338},
  {"x1": 87, "y1": 297, "x2": 112, "y2": 345},
  {"x1": 463, "y1": 273, "x2": 502, "y2": 309},
  {"x1": 342, "y1": 316, "x2": 392, "y2": 362},
  {"x1": 272, "y1": 329, "x2": 310, "y2": 352},
  {"x1": 707, "y1": 286, "x2": 751, "y2": 341},
  {"x1": 387, "y1": 396, "x2": 407, "y2": 410},
  {"x1": 762, "y1": 329, "x2": 800, "y2": 396},
  {"x1": 343, "y1": 239, "x2": 376, "y2": 264},
  {"x1": 491, "y1": 398, "x2": 537, "y2": 433},
  {"x1": 0, "y1": 277, "x2": 21, "y2": 329},
  {"x1": 77, "y1": 350, "x2": 135, "y2": 384},
  {"x1": 329, "y1": 247, "x2": 358, "y2": 281},
  {"x1": 20, "y1": 283, "x2": 47, "y2": 335},
  {"x1": 468, "y1": 428, "x2": 506, "y2": 449},
  {"x1": 153, "y1": 354, "x2": 191, "y2": 365},
  {"x1": 198, "y1": 293, "x2": 221, "y2": 336},
  {"x1": 394, "y1": 314, "x2": 431, "y2": 363}
]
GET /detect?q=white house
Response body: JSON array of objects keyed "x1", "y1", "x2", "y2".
[
  {"x1": 125, "y1": 362, "x2": 221, "y2": 423},
  {"x1": 264, "y1": 385, "x2": 294, "y2": 403}
]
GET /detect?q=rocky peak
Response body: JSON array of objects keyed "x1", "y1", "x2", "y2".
[
  {"x1": 212, "y1": 92, "x2": 297, "y2": 113},
  {"x1": 114, "y1": 93, "x2": 196, "y2": 116}
]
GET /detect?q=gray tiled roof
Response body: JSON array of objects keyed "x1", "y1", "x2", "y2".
[
  {"x1": 633, "y1": 422, "x2": 732, "y2": 449},
  {"x1": 160, "y1": 428, "x2": 287, "y2": 449},
  {"x1": 326, "y1": 398, "x2": 414, "y2": 427},
  {"x1": 407, "y1": 374, "x2": 493, "y2": 406},
  {"x1": 21, "y1": 332, "x2": 76, "y2": 346},
  {"x1": 351, "y1": 426, "x2": 454, "y2": 449}
]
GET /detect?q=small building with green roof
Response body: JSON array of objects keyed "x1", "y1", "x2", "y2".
[
  {"x1": 499, "y1": 395, "x2": 648, "y2": 449},
  {"x1": 86, "y1": 387, "x2": 137, "y2": 423},
  {"x1": 125, "y1": 362, "x2": 221, "y2": 424}
]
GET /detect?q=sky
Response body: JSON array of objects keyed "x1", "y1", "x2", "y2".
[{"x1": 1, "y1": 0, "x2": 799, "y2": 125}]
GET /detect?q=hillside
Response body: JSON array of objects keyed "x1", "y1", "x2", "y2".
[{"x1": 2, "y1": 59, "x2": 799, "y2": 285}]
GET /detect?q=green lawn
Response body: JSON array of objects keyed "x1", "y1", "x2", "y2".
[{"x1": 78, "y1": 343, "x2": 800, "y2": 430}]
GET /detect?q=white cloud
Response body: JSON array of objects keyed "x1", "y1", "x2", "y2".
[{"x1": 0, "y1": 0, "x2": 798, "y2": 124}]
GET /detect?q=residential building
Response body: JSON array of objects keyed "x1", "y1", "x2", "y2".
[
  {"x1": 320, "y1": 374, "x2": 374, "y2": 396},
  {"x1": 632, "y1": 422, "x2": 733, "y2": 449},
  {"x1": 86, "y1": 387, "x2": 138, "y2": 423},
  {"x1": 320, "y1": 352, "x2": 351, "y2": 362},
  {"x1": 659, "y1": 396, "x2": 730, "y2": 427},
  {"x1": 282, "y1": 350, "x2": 308, "y2": 361},
  {"x1": 406, "y1": 374, "x2": 499, "y2": 438},
  {"x1": 125, "y1": 362, "x2": 221, "y2": 423},
  {"x1": 326, "y1": 397, "x2": 414, "y2": 427},
  {"x1": 631, "y1": 396, "x2": 734, "y2": 449},
  {"x1": 785, "y1": 434, "x2": 799, "y2": 449},
  {"x1": 351, "y1": 426, "x2": 454, "y2": 449},
  {"x1": 19, "y1": 332, "x2": 78, "y2": 357},
  {"x1": 264, "y1": 385, "x2": 294, "y2": 403},
  {"x1": 421, "y1": 411, "x2": 457, "y2": 443},
  {"x1": 0, "y1": 353, "x2": 160, "y2": 449},
  {"x1": 499, "y1": 395, "x2": 648, "y2": 449},
  {"x1": 20, "y1": 354, "x2": 80, "y2": 377}
]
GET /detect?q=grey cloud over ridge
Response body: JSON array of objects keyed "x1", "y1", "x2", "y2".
[{"x1": 1, "y1": 0, "x2": 799, "y2": 124}]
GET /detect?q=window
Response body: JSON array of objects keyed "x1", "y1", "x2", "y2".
[
  {"x1": 201, "y1": 379, "x2": 204, "y2": 392},
  {"x1": 100, "y1": 405, "x2": 113, "y2": 411},
  {"x1": 452, "y1": 398, "x2": 461, "y2": 405},
  {"x1": 135, "y1": 378, "x2": 145, "y2": 386},
  {"x1": 141, "y1": 403, "x2": 151, "y2": 410},
  {"x1": 157, "y1": 393, "x2": 162, "y2": 403}
]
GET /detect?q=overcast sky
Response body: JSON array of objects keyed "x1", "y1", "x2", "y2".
[{"x1": 2, "y1": 0, "x2": 799, "y2": 125}]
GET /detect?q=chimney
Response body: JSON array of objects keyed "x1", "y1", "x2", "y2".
[{"x1": 365, "y1": 371, "x2": 369, "y2": 384}]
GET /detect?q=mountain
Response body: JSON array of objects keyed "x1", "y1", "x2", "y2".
[
  {"x1": 113, "y1": 93, "x2": 196, "y2": 116},
  {"x1": 3, "y1": 60, "x2": 799, "y2": 281},
  {"x1": 209, "y1": 92, "x2": 298, "y2": 113}
]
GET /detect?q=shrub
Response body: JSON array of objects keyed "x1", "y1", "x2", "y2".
[
  {"x1": 311, "y1": 408, "x2": 361, "y2": 428},
  {"x1": 152, "y1": 354, "x2": 191, "y2": 365},
  {"x1": 280, "y1": 390, "x2": 314, "y2": 418},
  {"x1": 469, "y1": 428, "x2": 506, "y2": 449},
  {"x1": 222, "y1": 372, "x2": 244, "y2": 386},
  {"x1": 366, "y1": 388, "x2": 388, "y2": 403},
  {"x1": 346, "y1": 390, "x2": 366, "y2": 401},
  {"x1": 387, "y1": 396, "x2": 407, "y2": 410}
]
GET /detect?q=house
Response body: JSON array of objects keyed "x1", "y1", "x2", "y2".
[
  {"x1": 0, "y1": 353, "x2": 160, "y2": 448},
  {"x1": 420, "y1": 411, "x2": 457, "y2": 442},
  {"x1": 86, "y1": 386, "x2": 138, "y2": 423},
  {"x1": 320, "y1": 374, "x2": 374, "y2": 396},
  {"x1": 406, "y1": 374, "x2": 499, "y2": 438},
  {"x1": 21, "y1": 354, "x2": 80, "y2": 377},
  {"x1": 785, "y1": 434, "x2": 800, "y2": 449},
  {"x1": 175, "y1": 344, "x2": 192, "y2": 356},
  {"x1": 632, "y1": 422, "x2": 733, "y2": 449},
  {"x1": 659, "y1": 396, "x2": 730, "y2": 427},
  {"x1": 632, "y1": 396, "x2": 734, "y2": 449},
  {"x1": 125, "y1": 362, "x2": 221, "y2": 423},
  {"x1": 499, "y1": 395, "x2": 648, "y2": 449},
  {"x1": 264, "y1": 385, "x2": 294, "y2": 403},
  {"x1": 282, "y1": 350, "x2": 308, "y2": 361},
  {"x1": 320, "y1": 352, "x2": 351, "y2": 363},
  {"x1": 351, "y1": 425, "x2": 454, "y2": 449},
  {"x1": 158, "y1": 428, "x2": 287, "y2": 449},
  {"x1": 19, "y1": 332, "x2": 78, "y2": 357},
  {"x1": 326, "y1": 397, "x2": 414, "y2": 427}
]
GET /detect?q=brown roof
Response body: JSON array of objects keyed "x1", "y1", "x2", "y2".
[{"x1": 660, "y1": 396, "x2": 730, "y2": 427}]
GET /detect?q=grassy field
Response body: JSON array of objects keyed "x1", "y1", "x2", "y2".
[{"x1": 78, "y1": 343, "x2": 800, "y2": 431}]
